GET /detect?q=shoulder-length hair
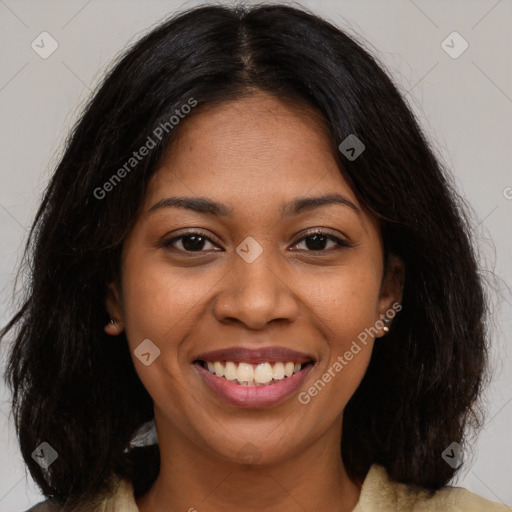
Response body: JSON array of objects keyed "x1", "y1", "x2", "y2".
[{"x1": 1, "y1": 3, "x2": 488, "y2": 510}]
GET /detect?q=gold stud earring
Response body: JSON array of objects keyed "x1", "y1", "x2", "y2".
[{"x1": 105, "y1": 318, "x2": 121, "y2": 335}]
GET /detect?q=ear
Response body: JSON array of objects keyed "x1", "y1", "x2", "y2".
[
  {"x1": 376, "y1": 253, "x2": 404, "y2": 337},
  {"x1": 104, "y1": 281, "x2": 125, "y2": 335}
]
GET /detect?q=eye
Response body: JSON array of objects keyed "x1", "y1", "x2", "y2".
[
  {"x1": 161, "y1": 229, "x2": 352, "y2": 254},
  {"x1": 290, "y1": 230, "x2": 352, "y2": 252},
  {"x1": 161, "y1": 230, "x2": 221, "y2": 253}
]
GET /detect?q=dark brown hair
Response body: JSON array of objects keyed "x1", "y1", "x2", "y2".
[{"x1": 1, "y1": 3, "x2": 488, "y2": 510}]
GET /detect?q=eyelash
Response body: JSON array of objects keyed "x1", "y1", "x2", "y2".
[{"x1": 161, "y1": 229, "x2": 352, "y2": 254}]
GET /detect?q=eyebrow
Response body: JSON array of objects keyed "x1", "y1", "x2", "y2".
[{"x1": 148, "y1": 193, "x2": 360, "y2": 217}]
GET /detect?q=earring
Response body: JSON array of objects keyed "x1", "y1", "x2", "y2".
[
  {"x1": 104, "y1": 317, "x2": 122, "y2": 335},
  {"x1": 382, "y1": 316, "x2": 391, "y2": 333}
]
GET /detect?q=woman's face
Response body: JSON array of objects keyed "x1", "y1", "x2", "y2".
[{"x1": 106, "y1": 91, "x2": 402, "y2": 465}]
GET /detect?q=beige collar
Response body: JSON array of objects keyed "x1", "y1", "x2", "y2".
[{"x1": 98, "y1": 463, "x2": 511, "y2": 512}]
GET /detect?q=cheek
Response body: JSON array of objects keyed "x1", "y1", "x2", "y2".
[
  {"x1": 120, "y1": 257, "x2": 212, "y2": 351},
  {"x1": 118, "y1": 257, "x2": 206, "y2": 424},
  {"x1": 304, "y1": 261, "x2": 382, "y2": 343},
  {"x1": 298, "y1": 260, "x2": 381, "y2": 403},
  {"x1": 299, "y1": 281, "x2": 377, "y2": 423}
]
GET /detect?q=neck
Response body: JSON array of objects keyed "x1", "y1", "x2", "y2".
[{"x1": 136, "y1": 412, "x2": 362, "y2": 512}]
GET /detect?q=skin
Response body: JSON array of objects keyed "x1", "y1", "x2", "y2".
[{"x1": 105, "y1": 90, "x2": 404, "y2": 512}]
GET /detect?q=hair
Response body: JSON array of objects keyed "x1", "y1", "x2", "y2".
[{"x1": 1, "y1": 3, "x2": 489, "y2": 510}]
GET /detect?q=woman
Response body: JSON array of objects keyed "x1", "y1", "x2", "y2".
[{"x1": 2, "y1": 4, "x2": 510, "y2": 511}]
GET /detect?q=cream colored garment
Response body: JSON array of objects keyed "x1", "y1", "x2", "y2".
[{"x1": 26, "y1": 464, "x2": 512, "y2": 512}]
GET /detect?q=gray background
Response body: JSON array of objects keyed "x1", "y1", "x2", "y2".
[{"x1": 0, "y1": 0, "x2": 511, "y2": 510}]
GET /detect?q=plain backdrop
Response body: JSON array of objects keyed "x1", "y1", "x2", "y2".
[{"x1": 0, "y1": 0, "x2": 511, "y2": 510}]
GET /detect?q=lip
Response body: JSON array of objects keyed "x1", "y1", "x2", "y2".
[
  {"x1": 193, "y1": 346, "x2": 314, "y2": 365},
  {"x1": 194, "y1": 360, "x2": 314, "y2": 408}
]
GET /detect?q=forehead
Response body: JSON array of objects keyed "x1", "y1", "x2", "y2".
[{"x1": 145, "y1": 91, "x2": 358, "y2": 209}]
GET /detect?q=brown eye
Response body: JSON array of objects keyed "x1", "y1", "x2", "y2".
[
  {"x1": 162, "y1": 231, "x2": 220, "y2": 252},
  {"x1": 291, "y1": 230, "x2": 352, "y2": 252}
]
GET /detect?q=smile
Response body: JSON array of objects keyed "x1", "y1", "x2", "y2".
[
  {"x1": 199, "y1": 360, "x2": 310, "y2": 386},
  {"x1": 193, "y1": 359, "x2": 315, "y2": 408}
]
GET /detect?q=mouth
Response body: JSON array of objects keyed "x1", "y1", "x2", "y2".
[
  {"x1": 192, "y1": 347, "x2": 316, "y2": 408},
  {"x1": 195, "y1": 360, "x2": 314, "y2": 387}
]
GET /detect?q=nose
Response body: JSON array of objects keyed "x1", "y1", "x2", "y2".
[{"x1": 211, "y1": 249, "x2": 300, "y2": 330}]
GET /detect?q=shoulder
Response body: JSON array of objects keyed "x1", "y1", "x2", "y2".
[
  {"x1": 354, "y1": 464, "x2": 512, "y2": 512},
  {"x1": 24, "y1": 501, "x2": 61, "y2": 512},
  {"x1": 23, "y1": 476, "x2": 138, "y2": 512}
]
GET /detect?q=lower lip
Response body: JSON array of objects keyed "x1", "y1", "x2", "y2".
[{"x1": 193, "y1": 362, "x2": 314, "y2": 408}]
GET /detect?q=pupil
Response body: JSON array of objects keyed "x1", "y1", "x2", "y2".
[
  {"x1": 181, "y1": 235, "x2": 329, "y2": 252},
  {"x1": 306, "y1": 234, "x2": 327, "y2": 251},
  {"x1": 183, "y1": 235, "x2": 205, "y2": 251}
]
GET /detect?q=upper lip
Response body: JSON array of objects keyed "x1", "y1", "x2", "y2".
[{"x1": 193, "y1": 346, "x2": 314, "y2": 364}]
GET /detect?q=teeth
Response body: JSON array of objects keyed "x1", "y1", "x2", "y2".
[
  {"x1": 237, "y1": 362, "x2": 254, "y2": 383},
  {"x1": 272, "y1": 362, "x2": 285, "y2": 380},
  {"x1": 284, "y1": 362, "x2": 295, "y2": 377},
  {"x1": 213, "y1": 361, "x2": 224, "y2": 378},
  {"x1": 203, "y1": 360, "x2": 306, "y2": 385},
  {"x1": 254, "y1": 363, "x2": 273, "y2": 384},
  {"x1": 224, "y1": 361, "x2": 238, "y2": 381}
]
